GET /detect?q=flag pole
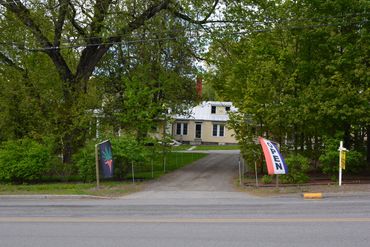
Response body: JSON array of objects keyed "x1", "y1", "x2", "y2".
[
  {"x1": 254, "y1": 161, "x2": 258, "y2": 187},
  {"x1": 95, "y1": 143, "x2": 100, "y2": 189}
]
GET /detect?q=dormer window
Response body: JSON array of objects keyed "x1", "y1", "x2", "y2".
[{"x1": 211, "y1": 106, "x2": 216, "y2": 114}]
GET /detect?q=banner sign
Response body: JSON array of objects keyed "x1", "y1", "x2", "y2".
[
  {"x1": 99, "y1": 140, "x2": 114, "y2": 178},
  {"x1": 339, "y1": 150, "x2": 347, "y2": 170},
  {"x1": 258, "y1": 137, "x2": 288, "y2": 175}
]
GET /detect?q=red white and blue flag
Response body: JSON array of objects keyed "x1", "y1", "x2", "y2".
[{"x1": 259, "y1": 137, "x2": 288, "y2": 175}]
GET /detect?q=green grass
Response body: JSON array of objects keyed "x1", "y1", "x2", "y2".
[
  {"x1": 0, "y1": 181, "x2": 142, "y2": 197},
  {"x1": 194, "y1": 145, "x2": 240, "y2": 150},
  {"x1": 171, "y1": 144, "x2": 192, "y2": 151},
  {"x1": 127, "y1": 152, "x2": 207, "y2": 180}
]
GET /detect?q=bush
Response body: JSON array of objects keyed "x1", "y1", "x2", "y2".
[
  {"x1": 262, "y1": 175, "x2": 273, "y2": 184},
  {"x1": 280, "y1": 154, "x2": 310, "y2": 184},
  {"x1": 73, "y1": 136, "x2": 156, "y2": 182},
  {"x1": 111, "y1": 136, "x2": 151, "y2": 179},
  {"x1": 73, "y1": 141, "x2": 96, "y2": 182},
  {"x1": 319, "y1": 137, "x2": 365, "y2": 177},
  {"x1": 0, "y1": 139, "x2": 53, "y2": 183}
]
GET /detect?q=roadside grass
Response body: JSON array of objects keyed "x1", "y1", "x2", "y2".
[
  {"x1": 0, "y1": 152, "x2": 207, "y2": 197},
  {"x1": 194, "y1": 145, "x2": 240, "y2": 150},
  {"x1": 0, "y1": 181, "x2": 142, "y2": 197}
]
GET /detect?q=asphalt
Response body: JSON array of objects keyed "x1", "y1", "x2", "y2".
[{"x1": 1, "y1": 152, "x2": 370, "y2": 247}]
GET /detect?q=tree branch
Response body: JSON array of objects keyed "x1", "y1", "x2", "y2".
[
  {"x1": 53, "y1": 0, "x2": 69, "y2": 47},
  {"x1": 0, "y1": 0, "x2": 74, "y2": 83},
  {"x1": 75, "y1": 0, "x2": 172, "y2": 84},
  {"x1": 173, "y1": 0, "x2": 219, "y2": 24},
  {"x1": 68, "y1": 2, "x2": 87, "y2": 38},
  {"x1": 0, "y1": 51, "x2": 25, "y2": 73}
]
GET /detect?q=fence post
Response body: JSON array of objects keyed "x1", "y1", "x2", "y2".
[
  {"x1": 131, "y1": 161, "x2": 135, "y2": 184},
  {"x1": 151, "y1": 159, "x2": 154, "y2": 178}
]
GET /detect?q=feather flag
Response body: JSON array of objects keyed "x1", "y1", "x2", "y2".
[
  {"x1": 99, "y1": 140, "x2": 114, "y2": 178},
  {"x1": 258, "y1": 137, "x2": 288, "y2": 175}
]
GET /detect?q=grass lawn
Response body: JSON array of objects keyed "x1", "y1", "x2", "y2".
[
  {"x1": 194, "y1": 145, "x2": 240, "y2": 150},
  {"x1": 0, "y1": 181, "x2": 142, "y2": 197},
  {"x1": 171, "y1": 144, "x2": 192, "y2": 151},
  {"x1": 127, "y1": 152, "x2": 207, "y2": 180}
]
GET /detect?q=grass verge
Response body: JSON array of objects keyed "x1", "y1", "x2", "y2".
[
  {"x1": 194, "y1": 145, "x2": 240, "y2": 150},
  {"x1": 0, "y1": 181, "x2": 142, "y2": 197}
]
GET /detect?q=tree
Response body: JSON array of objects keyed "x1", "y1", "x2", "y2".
[
  {"x1": 207, "y1": 0, "x2": 370, "y2": 171},
  {"x1": 0, "y1": 0, "x2": 219, "y2": 164}
]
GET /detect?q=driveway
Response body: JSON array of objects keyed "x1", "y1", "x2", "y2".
[
  {"x1": 148, "y1": 153, "x2": 239, "y2": 192},
  {"x1": 125, "y1": 152, "x2": 247, "y2": 201}
]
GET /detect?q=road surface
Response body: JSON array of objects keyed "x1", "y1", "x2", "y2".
[{"x1": 1, "y1": 153, "x2": 370, "y2": 247}]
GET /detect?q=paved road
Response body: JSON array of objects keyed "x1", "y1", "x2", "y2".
[{"x1": 1, "y1": 153, "x2": 370, "y2": 247}]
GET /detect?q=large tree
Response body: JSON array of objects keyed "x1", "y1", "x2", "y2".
[
  {"x1": 0, "y1": 0, "x2": 219, "y2": 163},
  {"x1": 207, "y1": 0, "x2": 370, "y2": 168}
]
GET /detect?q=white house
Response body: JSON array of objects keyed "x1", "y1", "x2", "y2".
[{"x1": 171, "y1": 101, "x2": 238, "y2": 145}]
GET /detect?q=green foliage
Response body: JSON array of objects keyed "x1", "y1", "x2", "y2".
[
  {"x1": 281, "y1": 154, "x2": 310, "y2": 184},
  {"x1": 319, "y1": 137, "x2": 342, "y2": 176},
  {"x1": 73, "y1": 141, "x2": 96, "y2": 183},
  {"x1": 0, "y1": 139, "x2": 53, "y2": 183},
  {"x1": 207, "y1": 0, "x2": 370, "y2": 171},
  {"x1": 262, "y1": 175, "x2": 273, "y2": 184},
  {"x1": 320, "y1": 137, "x2": 366, "y2": 176},
  {"x1": 345, "y1": 150, "x2": 365, "y2": 174},
  {"x1": 1, "y1": 1, "x2": 215, "y2": 166},
  {"x1": 110, "y1": 136, "x2": 152, "y2": 179}
]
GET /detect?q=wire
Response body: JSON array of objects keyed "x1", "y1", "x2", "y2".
[
  {"x1": 0, "y1": 1, "x2": 369, "y2": 51},
  {"x1": 1, "y1": 17, "x2": 368, "y2": 51}
]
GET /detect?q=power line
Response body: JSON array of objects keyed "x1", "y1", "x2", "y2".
[{"x1": 0, "y1": 17, "x2": 368, "y2": 51}]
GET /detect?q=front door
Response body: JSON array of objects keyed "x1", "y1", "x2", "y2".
[{"x1": 195, "y1": 123, "x2": 202, "y2": 139}]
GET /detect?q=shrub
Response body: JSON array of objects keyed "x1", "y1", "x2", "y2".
[
  {"x1": 262, "y1": 175, "x2": 273, "y2": 184},
  {"x1": 111, "y1": 136, "x2": 151, "y2": 179},
  {"x1": 319, "y1": 137, "x2": 365, "y2": 177},
  {"x1": 0, "y1": 139, "x2": 52, "y2": 183},
  {"x1": 73, "y1": 141, "x2": 96, "y2": 182},
  {"x1": 280, "y1": 154, "x2": 310, "y2": 184}
]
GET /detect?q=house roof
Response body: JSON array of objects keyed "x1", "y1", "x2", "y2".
[{"x1": 174, "y1": 101, "x2": 237, "y2": 122}]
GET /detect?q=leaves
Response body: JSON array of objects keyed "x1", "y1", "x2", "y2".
[{"x1": 207, "y1": 0, "x2": 370, "y2": 171}]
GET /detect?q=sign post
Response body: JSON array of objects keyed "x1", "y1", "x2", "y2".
[
  {"x1": 254, "y1": 161, "x2": 259, "y2": 187},
  {"x1": 238, "y1": 155, "x2": 242, "y2": 186},
  {"x1": 95, "y1": 143, "x2": 100, "y2": 189},
  {"x1": 338, "y1": 141, "x2": 348, "y2": 187}
]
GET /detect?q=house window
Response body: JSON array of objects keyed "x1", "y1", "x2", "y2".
[
  {"x1": 219, "y1": 125, "x2": 224, "y2": 136},
  {"x1": 183, "y1": 123, "x2": 188, "y2": 135},
  {"x1": 212, "y1": 124, "x2": 218, "y2": 136},
  {"x1": 212, "y1": 124, "x2": 225, "y2": 137},
  {"x1": 225, "y1": 106, "x2": 230, "y2": 112},
  {"x1": 176, "y1": 123, "x2": 182, "y2": 135},
  {"x1": 176, "y1": 123, "x2": 188, "y2": 135},
  {"x1": 211, "y1": 106, "x2": 216, "y2": 114}
]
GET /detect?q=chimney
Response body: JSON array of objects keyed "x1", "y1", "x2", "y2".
[{"x1": 196, "y1": 76, "x2": 202, "y2": 98}]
